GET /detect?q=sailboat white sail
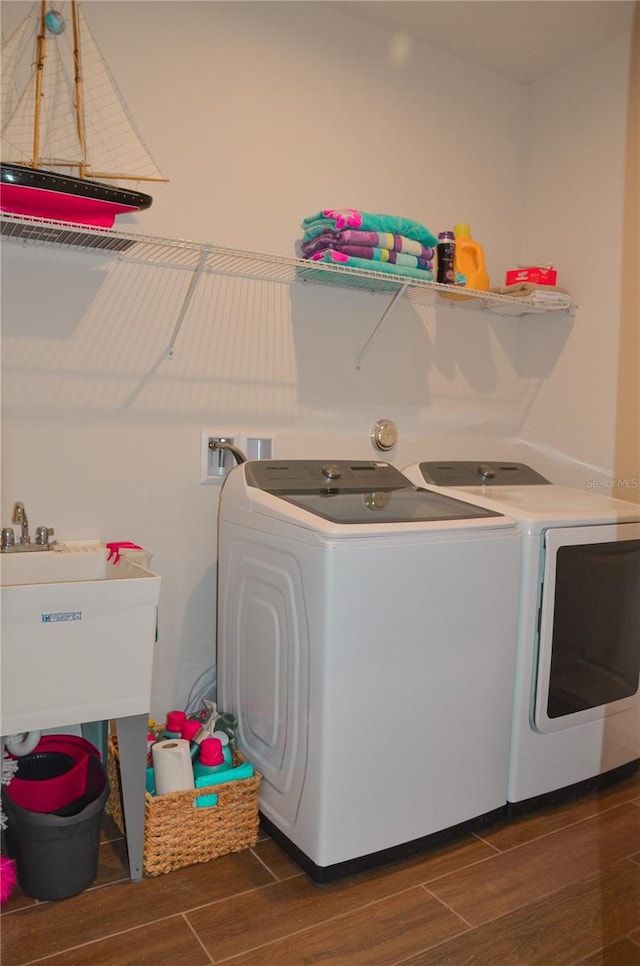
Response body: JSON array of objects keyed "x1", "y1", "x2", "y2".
[
  {"x1": 1, "y1": 1, "x2": 166, "y2": 227},
  {"x1": 1, "y1": 10, "x2": 34, "y2": 126}
]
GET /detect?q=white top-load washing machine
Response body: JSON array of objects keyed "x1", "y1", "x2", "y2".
[
  {"x1": 403, "y1": 460, "x2": 640, "y2": 814},
  {"x1": 217, "y1": 459, "x2": 521, "y2": 881}
]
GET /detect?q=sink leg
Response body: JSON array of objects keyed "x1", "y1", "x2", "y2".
[
  {"x1": 81, "y1": 719, "x2": 108, "y2": 763},
  {"x1": 114, "y1": 713, "x2": 148, "y2": 882}
]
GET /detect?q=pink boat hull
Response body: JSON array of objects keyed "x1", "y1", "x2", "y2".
[
  {"x1": 0, "y1": 182, "x2": 137, "y2": 228},
  {"x1": 0, "y1": 164, "x2": 152, "y2": 229}
]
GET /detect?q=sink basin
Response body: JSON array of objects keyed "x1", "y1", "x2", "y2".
[
  {"x1": 1, "y1": 543, "x2": 109, "y2": 586},
  {"x1": 1, "y1": 542, "x2": 161, "y2": 735}
]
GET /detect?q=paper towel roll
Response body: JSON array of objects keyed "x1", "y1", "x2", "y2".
[{"x1": 152, "y1": 739, "x2": 195, "y2": 795}]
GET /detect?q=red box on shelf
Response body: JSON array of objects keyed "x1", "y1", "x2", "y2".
[{"x1": 505, "y1": 266, "x2": 557, "y2": 286}]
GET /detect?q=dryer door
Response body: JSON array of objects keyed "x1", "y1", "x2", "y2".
[{"x1": 534, "y1": 522, "x2": 640, "y2": 734}]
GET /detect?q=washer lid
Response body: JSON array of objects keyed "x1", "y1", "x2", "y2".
[
  {"x1": 402, "y1": 462, "x2": 640, "y2": 531},
  {"x1": 245, "y1": 460, "x2": 505, "y2": 525}
]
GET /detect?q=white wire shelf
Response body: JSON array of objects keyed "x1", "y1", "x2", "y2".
[
  {"x1": 0, "y1": 212, "x2": 575, "y2": 314},
  {"x1": 1, "y1": 212, "x2": 576, "y2": 361}
]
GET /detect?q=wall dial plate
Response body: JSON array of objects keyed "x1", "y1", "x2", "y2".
[{"x1": 370, "y1": 419, "x2": 398, "y2": 451}]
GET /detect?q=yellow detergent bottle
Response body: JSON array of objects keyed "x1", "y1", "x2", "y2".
[{"x1": 453, "y1": 224, "x2": 490, "y2": 292}]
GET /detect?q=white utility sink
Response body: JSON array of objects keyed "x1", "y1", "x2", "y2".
[
  {"x1": 1, "y1": 542, "x2": 161, "y2": 735},
  {"x1": 1, "y1": 543, "x2": 111, "y2": 585}
]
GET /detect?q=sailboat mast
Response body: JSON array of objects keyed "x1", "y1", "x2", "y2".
[
  {"x1": 71, "y1": 0, "x2": 87, "y2": 178},
  {"x1": 31, "y1": 1, "x2": 47, "y2": 168}
]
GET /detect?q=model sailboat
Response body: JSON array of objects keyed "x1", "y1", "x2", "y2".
[{"x1": 1, "y1": 1, "x2": 166, "y2": 228}]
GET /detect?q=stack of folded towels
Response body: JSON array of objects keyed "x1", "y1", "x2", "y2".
[{"x1": 299, "y1": 208, "x2": 439, "y2": 281}]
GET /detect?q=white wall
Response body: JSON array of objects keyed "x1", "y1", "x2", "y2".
[
  {"x1": 1, "y1": 1, "x2": 633, "y2": 717},
  {"x1": 520, "y1": 29, "x2": 633, "y2": 482}
]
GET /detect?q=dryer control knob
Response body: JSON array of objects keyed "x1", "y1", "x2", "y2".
[
  {"x1": 370, "y1": 419, "x2": 398, "y2": 452},
  {"x1": 321, "y1": 464, "x2": 342, "y2": 480},
  {"x1": 477, "y1": 464, "x2": 495, "y2": 480}
]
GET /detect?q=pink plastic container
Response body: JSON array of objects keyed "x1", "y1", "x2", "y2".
[{"x1": 6, "y1": 736, "x2": 100, "y2": 814}]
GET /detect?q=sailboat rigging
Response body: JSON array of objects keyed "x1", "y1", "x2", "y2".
[{"x1": 1, "y1": 0, "x2": 167, "y2": 228}]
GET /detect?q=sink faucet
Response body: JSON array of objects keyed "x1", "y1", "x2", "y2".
[{"x1": 11, "y1": 501, "x2": 30, "y2": 545}]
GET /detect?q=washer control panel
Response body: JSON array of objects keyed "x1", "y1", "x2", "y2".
[
  {"x1": 246, "y1": 460, "x2": 410, "y2": 493},
  {"x1": 419, "y1": 461, "x2": 550, "y2": 487}
]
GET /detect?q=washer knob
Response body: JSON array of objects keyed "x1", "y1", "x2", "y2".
[
  {"x1": 321, "y1": 464, "x2": 342, "y2": 480},
  {"x1": 477, "y1": 464, "x2": 495, "y2": 480}
]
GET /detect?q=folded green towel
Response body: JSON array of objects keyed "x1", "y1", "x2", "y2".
[{"x1": 302, "y1": 208, "x2": 438, "y2": 249}]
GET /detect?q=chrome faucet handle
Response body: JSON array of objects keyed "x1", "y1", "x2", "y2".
[
  {"x1": 35, "y1": 526, "x2": 54, "y2": 546},
  {"x1": 1, "y1": 527, "x2": 16, "y2": 550}
]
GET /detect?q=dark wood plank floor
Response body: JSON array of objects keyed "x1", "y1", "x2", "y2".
[{"x1": 2, "y1": 770, "x2": 639, "y2": 965}]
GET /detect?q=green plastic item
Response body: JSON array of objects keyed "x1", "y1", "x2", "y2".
[{"x1": 194, "y1": 760, "x2": 254, "y2": 789}]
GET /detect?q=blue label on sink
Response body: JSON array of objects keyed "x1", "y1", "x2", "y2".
[{"x1": 41, "y1": 611, "x2": 82, "y2": 623}]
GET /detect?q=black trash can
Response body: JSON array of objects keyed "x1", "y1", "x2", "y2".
[{"x1": 2, "y1": 753, "x2": 109, "y2": 900}]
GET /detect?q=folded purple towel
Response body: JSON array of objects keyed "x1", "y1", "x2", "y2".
[{"x1": 302, "y1": 229, "x2": 434, "y2": 260}]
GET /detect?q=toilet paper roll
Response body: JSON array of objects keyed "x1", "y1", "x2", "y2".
[{"x1": 152, "y1": 739, "x2": 195, "y2": 795}]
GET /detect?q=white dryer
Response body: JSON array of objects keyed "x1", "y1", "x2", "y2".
[
  {"x1": 403, "y1": 460, "x2": 640, "y2": 814},
  {"x1": 217, "y1": 459, "x2": 521, "y2": 881}
]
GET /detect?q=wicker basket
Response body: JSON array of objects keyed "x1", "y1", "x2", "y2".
[{"x1": 106, "y1": 738, "x2": 261, "y2": 876}]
